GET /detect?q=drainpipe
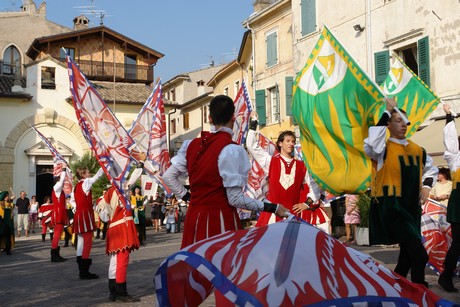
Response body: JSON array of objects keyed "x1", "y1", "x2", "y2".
[{"x1": 245, "y1": 21, "x2": 256, "y2": 88}]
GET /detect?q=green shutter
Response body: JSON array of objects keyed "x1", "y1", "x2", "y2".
[
  {"x1": 255, "y1": 89, "x2": 266, "y2": 126},
  {"x1": 266, "y1": 32, "x2": 277, "y2": 67},
  {"x1": 301, "y1": 0, "x2": 316, "y2": 36},
  {"x1": 285, "y1": 76, "x2": 297, "y2": 125},
  {"x1": 374, "y1": 50, "x2": 390, "y2": 85},
  {"x1": 418, "y1": 36, "x2": 430, "y2": 86}
]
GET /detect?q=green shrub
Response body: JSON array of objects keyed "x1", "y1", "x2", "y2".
[{"x1": 357, "y1": 193, "x2": 371, "y2": 228}]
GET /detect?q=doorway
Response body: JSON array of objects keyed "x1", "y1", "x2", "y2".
[{"x1": 36, "y1": 165, "x2": 54, "y2": 205}]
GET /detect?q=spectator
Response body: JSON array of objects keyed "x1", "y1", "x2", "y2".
[
  {"x1": 165, "y1": 207, "x2": 176, "y2": 234},
  {"x1": 344, "y1": 194, "x2": 360, "y2": 244},
  {"x1": 16, "y1": 191, "x2": 30, "y2": 237},
  {"x1": 430, "y1": 167, "x2": 452, "y2": 207},
  {"x1": 176, "y1": 198, "x2": 187, "y2": 233},
  {"x1": 131, "y1": 185, "x2": 146, "y2": 245},
  {"x1": 0, "y1": 191, "x2": 15, "y2": 255},
  {"x1": 150, "y1": 193, "x2": 162, "y2": 232},
  {"x1": 28, "y1": 195, "x2": 39, "y2": 234}
]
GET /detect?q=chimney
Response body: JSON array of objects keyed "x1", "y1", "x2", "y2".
[
  {"x1": 197, "y1": 80, "x2": 206, "y2": 96},
  {"x1": 73, "y1": 15, "x2": 90, "y2": 30},
  {"x1": 253, "y1": 0, "x2": 273, "y2": 12}
]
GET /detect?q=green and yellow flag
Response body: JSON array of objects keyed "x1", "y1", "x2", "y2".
[
  {"x1": 292, "y1": 26, "x2": 384, "y2": 194},
  {"x1": 382, "y1": 54, "x2": 440, "y2": 137}
]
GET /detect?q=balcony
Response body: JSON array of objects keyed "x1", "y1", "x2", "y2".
[{"x1": 57, "y1": 58, "x2": 154, "y2": 84}]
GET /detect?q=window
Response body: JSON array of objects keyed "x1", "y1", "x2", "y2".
[
  {"x1": 224, "y1": 87, "x2": 229, "y2": 96},
  {"x1": 266, "y1": 31, "x2": 278, "y2": 67},
  {"x1": 374, "y1": 36, "x2": 430, "y2": 86},
  {"x1": 268, "y1": 86, "x2": 280, "y2": 124},
  {"x1": 170, "y1": 119, "x2": 176, "y2": 134},
  {"x1": 170, "y1": 89, "x2": 176, "y2": 101},
  {"x1": 59, "y1": 47, "x2": 75, "y2": 60},
  {"x1": 124, "y1": 54, "x2": 137, "y2": 79},
  {"x1": 183, "y1": 112, "x2": 190, "y2": 130},
  {"x1": 301, "y1": 0, "x2": 316, "y2": 36},
  {"x1": 41, "y1": 66, "x2": 56, "y2": 89},
  {"x1": 234, "y1": 80, "x2": 240, "y2": 95},
  {"x1": 2, "y1": 45, "x2": 20, "y2": 75}
]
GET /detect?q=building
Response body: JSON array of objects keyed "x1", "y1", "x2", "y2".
[
  {"x1": 0, "y1": 1, "x2": 163, "y2": 202},
  {"x1": 243, "y1": 0, "x2": 460, "y2": 163}
]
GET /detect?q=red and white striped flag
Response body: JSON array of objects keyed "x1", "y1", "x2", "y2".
[
  {"x1": 232, "y1": 79, "x2": 252, "y2": 145},
  {"x1": 32, "y1": 126, "x2": 73, "y2": 196},
  {"x1": 154, "y1": 220, "x2": 453, "y2": 306}
]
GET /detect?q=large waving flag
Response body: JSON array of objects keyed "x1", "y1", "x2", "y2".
[
  {"x1": 421, "y1": 198, "x2": 457, "y2": 276},
  {"x1": 32, "y1": 126, "x2": 73, "y2": 196},
  {"x1": 154, "y1": 220, "x2": 454, "y2": 306},
  {"x1": 382, "y1": 54, "x2": 440, "y2": 137},
  {"x1": 129, "y1": 81, "x2": 171, "y2": 180},
  {"x1": 292, "y1": 26, "x2": 385, "y2": 194},
  {"x1": 232, "y1": 79, "x2": 252, "y2": 145},
  {"x1": 244, "y1": 132, "x2": 277, "y2": 200},
  {"x1": 67, "y1": 55, "x2": 146, "y2": 208}
]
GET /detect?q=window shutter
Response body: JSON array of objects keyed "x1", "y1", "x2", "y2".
[
  {"x1": 374, "y1": 50, "x2": 390, "y2": 85},
  {"x1": 255, "y1": 89, "x2": 266, "y2": 126},
  {"x1": 418, "y1": 36, "x2": 430, "y2": 86},
  {"x1": 285, "y1": 76, "x2": 294, "y2": 114},
  {"x1": 301, "y1": 0, "x2": 316, "y2": 36},
  {"x1": 266, "y1": 32, "x2": 277, "y2": 67}
]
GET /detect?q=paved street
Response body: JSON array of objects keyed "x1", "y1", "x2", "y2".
[{"x1": 1, "y1": 227, "x2": 459, "y2": 306}]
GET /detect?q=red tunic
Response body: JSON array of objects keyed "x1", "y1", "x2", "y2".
[
  {"x1": 256, "y1": 154, "x2": 307, "y2": 226},
  {"x1": 182, "y1": 131, "x2": 243, "y2": 248},
  {"x1": 73, "y1": 180, "x2": 96, "y2": 234},
  {"x1": 52, "y1": 190, "x2": 69, "y2": 226},
  {"x1": 38, "y1": 203, "x2": 53, "y2": 227},
  {"x1": 104, "y1": 187, "x2": 139, "y2": 254}
]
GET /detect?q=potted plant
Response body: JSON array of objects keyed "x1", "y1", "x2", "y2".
[{"x1": 355, "y1": 192, "x2": 371, "y2": 246}]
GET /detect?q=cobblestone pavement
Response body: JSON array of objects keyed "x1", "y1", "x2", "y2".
[{"x1": 1, "y1": 227, "x2": 459, "y2": 306}]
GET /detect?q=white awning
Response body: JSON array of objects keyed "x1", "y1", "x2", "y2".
[{"x1": 410, "y1": 118, "x2": 460, "y2": 167}]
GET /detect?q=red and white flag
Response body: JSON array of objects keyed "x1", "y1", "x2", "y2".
[
  {"x1": 32, "y1": 126, "x2": 73, "y2": 196},
  {"x1": 155, "y1": 220, "x2": 453, "y2": 306},
  {"x1": 245, "y1": 132, "x2": 277, "y2": 200},
  {"x1": 129, "y1": 81, "x2": 171, "y2": 192},
  {"x1": 67, "y1": 55, "x2": 137, "y2": 208},
  {"x1": 232, "y1": 80, "x2": 252, "y2": 145},
  {"x1": 421, "y1": 198, "x2": 455, "y2": 275}
]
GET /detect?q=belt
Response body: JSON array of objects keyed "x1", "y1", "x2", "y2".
[{"x1": 109, "y1": 216, "x2": 133, "y2": 228}]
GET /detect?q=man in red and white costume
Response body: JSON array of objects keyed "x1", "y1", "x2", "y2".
[
  {"x1": 50, "y1": 168, "x2": 69, "y2": 262},
  {"x1": 246, "y1": 117, "x2": 329, "y2": 233},
  {"x1": 97, "y1": 163, "x2": 143, "y2": 302},
  {"x1": 73, "y1": 167, "x2": 104, "y2": 279},
  {"x1": 38, "y1": 196, "x2": 53, "y2": 242},
  {"x1": 163, "y1": 95, "x2": 289, "y2": 306}
]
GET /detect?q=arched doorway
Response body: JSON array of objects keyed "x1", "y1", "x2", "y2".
[{"x1": 36, "y1": 165, "x2": 53, "y2": 205}]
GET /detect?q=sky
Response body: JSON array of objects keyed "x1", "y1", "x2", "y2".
[{"x1": 4, "y1": 0, "x2": 254, "y2": 81}]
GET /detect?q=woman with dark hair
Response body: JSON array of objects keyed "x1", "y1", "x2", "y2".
[
  {"x1": 0, "y1": 191, "x2": 15, "y2": 255},
  {"x1": 131, "y1": 185, "x2": 146, "y2": 245},
  {"x1": 430, "y1": 167, "x2": 452, "y2": 207}
]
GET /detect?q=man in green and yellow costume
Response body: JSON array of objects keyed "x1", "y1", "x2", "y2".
[{"x1": 364, "y1": 98, "x2": 438, "y2": 286}]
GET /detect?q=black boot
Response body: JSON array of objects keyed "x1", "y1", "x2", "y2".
[
  {"x1": 49, "y1": 233, "x2": 54, "y2": 241},
  {"x1": 51, "y1": 247, "x2": 67, "y2": 262},
  {"x1": 96, "y1": 228, "x2": 101, "y2": 239},
  {"x1": 42, "y1": 234, "x2": 46, "y2": 242},
  {"x1": 115, "y1": 282, "x2": 139, "y2": 303},
  {"x1": 108, "y1": 279, "x2": 116, "y2": 301},
  {"x1": 438, "y1": 271, "x2": 459, "y2": 292},
  {"x1": 79, "y1": 258, "x2": 99, "y2": 280}
]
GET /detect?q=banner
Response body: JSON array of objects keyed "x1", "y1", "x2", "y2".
[
  {"x1": 292, "y1": 26, "x2": 384, "y2": 194},
  {"x1": 154, "y1": 220, "x2": 453, "y2": 306},
  {"x1": 245, "y1": 132, "x2": 277, "y2": 200},
  {"x1": 382, "y1": 54, "x2": 440, "y2": 137},
  {"x1": 233, "y1": 79, "x2": 252, "y2": 145},
  {"x1": 32, "y1": 126, "x2": 73, "y2": 196}
]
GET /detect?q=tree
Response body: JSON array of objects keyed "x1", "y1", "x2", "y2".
[{"x1": 70, "y1": 152, "x2": 110, "y2": 200}]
